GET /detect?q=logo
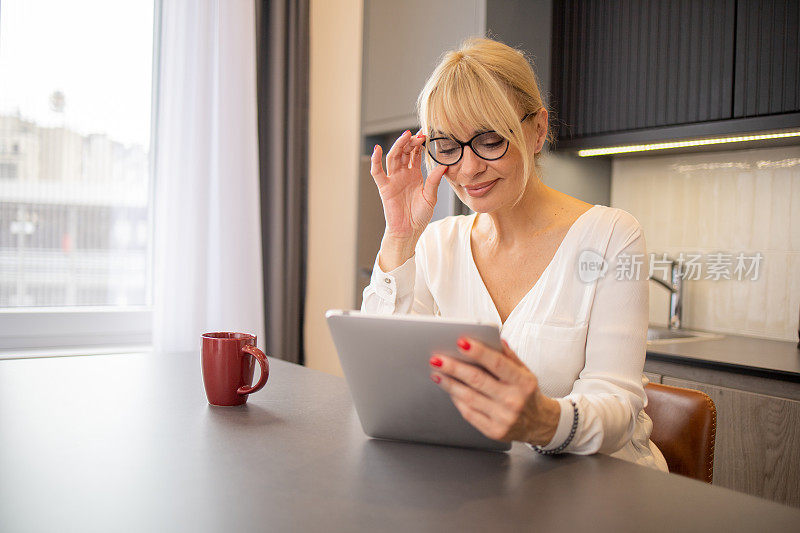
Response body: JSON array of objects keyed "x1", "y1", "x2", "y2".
[{"x1": 577, "y1": 249, "x2": 608, "y2": 283}]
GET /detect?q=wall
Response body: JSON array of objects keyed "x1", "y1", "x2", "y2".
[
  {"x1": 305, "y1": 0, "x2": 363, "y2": 376},
  {"x1": 541, "y1": 152, "x2": 611, "y2": 206},
  {"x1": 611, "y1": 145, "x2": 800, "y2": 341}
]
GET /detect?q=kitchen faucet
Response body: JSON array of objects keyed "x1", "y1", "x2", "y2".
[{"x1": 648, "y1": 257, "x2": 683, "y2": 330}]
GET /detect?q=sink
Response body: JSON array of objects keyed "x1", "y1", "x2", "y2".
[{"x1": 647, "y1": 325, "x2": 724, "y2": 345}]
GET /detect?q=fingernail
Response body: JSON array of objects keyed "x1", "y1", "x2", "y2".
[
  {"x1": 416, "y1": 134, "x2": 425, "y2": 138},
  {"x1": 431, "y1": 374, "x2": 441, "y2": 384},
  {"x1": 429, "y1": 356, "x2": 443, "y2": 367},
  {"x1": 404, "y1": 130, "x2": 411, "y2": 135},
  {"x1": 457, "y1": 338, "x2": 470, "y2": 351},
  {"x1": 373, "y1": 144, "x2": 378, "y2": 152}
]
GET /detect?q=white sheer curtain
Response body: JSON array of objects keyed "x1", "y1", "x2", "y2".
[{"x1": 152, "y1": 0, "x2": 264, "y2": 353}]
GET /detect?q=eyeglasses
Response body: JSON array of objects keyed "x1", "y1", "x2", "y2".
[{"x1": 426, "y1": 112, "x2": 535, "y2": 166}]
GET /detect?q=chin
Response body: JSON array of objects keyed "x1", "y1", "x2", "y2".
[{"x1": 459, "y1": 195, "x2": 501, "y2": 214}]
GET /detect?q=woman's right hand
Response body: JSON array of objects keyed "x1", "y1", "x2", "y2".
[{"x1": 370, "y1": 130, "x2": 448, "y2": 243}]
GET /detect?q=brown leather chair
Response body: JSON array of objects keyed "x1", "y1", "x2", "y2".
[{"x1": 644, "y1": 382, "x2": 717, "y2": 483}]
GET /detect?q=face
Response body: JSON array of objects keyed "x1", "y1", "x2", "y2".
[{"x1": 435, "y1": 109, "x2": 548, "y2": 213}]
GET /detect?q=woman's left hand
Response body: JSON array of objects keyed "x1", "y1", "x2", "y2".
[{"x1": 429, "y1": 337, "x2": 562, "y2": 445}]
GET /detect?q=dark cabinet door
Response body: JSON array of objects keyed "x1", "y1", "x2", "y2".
[
  {"x1": 552, "y1": 0, "x2": 736, "y2": 141},
  {"x1": 733, "y1": 0, "x2": 800, "y2": 117}
]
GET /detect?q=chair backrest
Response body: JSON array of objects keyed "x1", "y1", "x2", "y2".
[{"x1": 643, "y1": 382, "x2": 717, "y2": 483}]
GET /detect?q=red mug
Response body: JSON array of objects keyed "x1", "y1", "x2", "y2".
[{"x1": 201, "y1": 332, "x2": 269, "y2": 406}]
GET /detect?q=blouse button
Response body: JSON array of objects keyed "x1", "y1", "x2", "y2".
[
  {"x1": 387, "y1": 288, "x2": 393, "y2": 295},
  {"x1": 384, "y1": 277, "x2": 391, "y2": 284}
]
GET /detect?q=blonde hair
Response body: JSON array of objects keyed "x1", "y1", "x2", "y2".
[{"x1": 417, "y1": 37, "x2": 552, "y2": 181}]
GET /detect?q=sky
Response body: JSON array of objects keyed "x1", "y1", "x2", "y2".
[{"x1": 0, "y1": 0, "x2": 155, "y2": 147}]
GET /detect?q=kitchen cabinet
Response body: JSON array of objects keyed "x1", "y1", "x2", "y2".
[
  {"x1": 552, "y1": 0, "x2": 800, "y2": 150},
  {"x1": 644, "y1": 371, "x2": 662, "y2": 384},
  {"x1": 361, "y1": 0, "x2": 552, "y2": 136},
  {"x1": 655, "y1": 374, "x2": 800, "y2": 508},
  {"x1": 734, "y1": 0, "x2": 800, "y2": 117},
  {"x1": 552, "y1": 0, "x2": 735, "y2": 138},
  {"x1": 361, "y1": 0, "x2": 485, "y2": 135}
]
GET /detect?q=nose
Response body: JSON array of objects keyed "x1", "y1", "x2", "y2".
[{"x1": 457, "y1": 145, "x2": 486, "y2": 179}]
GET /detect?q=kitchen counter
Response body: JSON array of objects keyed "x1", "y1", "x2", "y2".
[{"x1": 647, "y1": 332, "x2": 800, "y2": 382}]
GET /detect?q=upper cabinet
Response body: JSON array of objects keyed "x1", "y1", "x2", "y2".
[
  {"x1": 361, "y1": 0, "x2": 553, "y2": 136},
  {"x1": 361, "y1": 0, "x2": 485, "y2": 135},
  {"x1": 552, "y1": 0, "x2": 800, "y2": 149},
  {"x1": 734, "y1": 0, "x2": 800, "y2": 118}
]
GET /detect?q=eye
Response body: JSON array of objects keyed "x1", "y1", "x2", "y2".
[
  {"x1": 433, "y1": 139, "x2": 459, "y2": 154},
  {"x1": 475, "y1": 132, "x2": 505, "y2": 149},
  {"x1": 482, "y1": 140, "x2": 505, "y2": 149}
]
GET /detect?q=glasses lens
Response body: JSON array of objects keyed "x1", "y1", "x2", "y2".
[
  {"x1": 472, "y1": 132, "x2": 508, "y2": 160},
  {"x1": 430, "y1": 138, "x2": 462, "y2": 165}
]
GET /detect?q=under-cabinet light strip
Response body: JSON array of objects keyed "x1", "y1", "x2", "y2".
[{"x1": 577, "y1": 130, "x2": 800, "y2": 157}]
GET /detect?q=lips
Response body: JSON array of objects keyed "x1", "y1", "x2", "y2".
[{"x1": 464, "y1": 178, "x2": 499, "y2": 197}]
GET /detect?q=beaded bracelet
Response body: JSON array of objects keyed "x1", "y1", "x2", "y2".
[{"x1": 531, "y1": 399, "x2": 579, "y2": 455}]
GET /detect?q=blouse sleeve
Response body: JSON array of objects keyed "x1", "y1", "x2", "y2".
[
  {"x1": 360, "y1": 236, "x2": 439, "y2": 316},
  {"x1": 539, "y1": 213, "x2": 650, "y2": 454}
]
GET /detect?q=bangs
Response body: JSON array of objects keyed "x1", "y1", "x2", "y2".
[{"x1": 423, "y1": 58, "x2": 520, "y2": 142}]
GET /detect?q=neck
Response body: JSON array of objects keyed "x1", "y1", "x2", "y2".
[{"x1": 475, "y1": 167, "x2": 557, "y2": 248}]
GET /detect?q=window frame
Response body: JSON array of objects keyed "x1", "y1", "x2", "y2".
[
  {"x1": 0, "y1": 307, "x2": 151, "y2": 358},
  {"x1": 0, "y1": 0, "x2": 162, "y2": 358}
]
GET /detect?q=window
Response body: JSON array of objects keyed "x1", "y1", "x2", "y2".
[{"x1": 0, "y1": 0, "x2": 158, "y2": 354}]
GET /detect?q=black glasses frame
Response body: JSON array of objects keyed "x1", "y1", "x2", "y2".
[{"x1": 425, "y1": 111, "x2": 536, "y2": 166}]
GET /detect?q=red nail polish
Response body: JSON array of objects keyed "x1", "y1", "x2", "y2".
[
  {"x1": 430, "y1": 356, "x2": 443, "y2": 367},
  {"x1": 431, "y1": 374, "x2": 441, "y2": 384},
  {"x1": 457, "y1": 338, "x2": 470, "y2": 351}
]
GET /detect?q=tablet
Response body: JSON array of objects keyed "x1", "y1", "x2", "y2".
[{"x1": 325, "y1": 309, "x2": 511, "y2": 452}]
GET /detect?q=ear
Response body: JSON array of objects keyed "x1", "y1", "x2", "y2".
[{"x1": 531, "y1": 108, "x2": 548, "y2": 154}]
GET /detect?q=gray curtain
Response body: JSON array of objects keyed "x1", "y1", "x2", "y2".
[{"x1": 255, "y1": 0, "x2": 309, "y2": 365}]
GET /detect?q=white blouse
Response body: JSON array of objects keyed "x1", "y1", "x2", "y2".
[{"x1": 361, "y1": 204, "x2": 668, "y2": 472}]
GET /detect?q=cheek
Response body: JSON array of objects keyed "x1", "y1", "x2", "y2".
[
  {"x1": 443, "y1": 170, "x2": 456, "y2": 185},
  {"x1": 489, "y1": 158, "x2": 521, "y2": 182}
]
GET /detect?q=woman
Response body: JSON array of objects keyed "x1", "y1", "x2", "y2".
[{"x1": 361, "y1": 37, "x2": 667, "y2": 471}]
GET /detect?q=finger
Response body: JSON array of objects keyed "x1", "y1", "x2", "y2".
[
  {"x1": 369, "y1": 145, "x2": 388, "y2": 187},
  {"x1": 386, "y1": 130, "x2": 412, "y2": 173},
  {"x1": 400, "y1": 141, "x2": 414, "y2": 168},
  {"x1": 405, "y1": 134, "x2": 426, "y2": 167},
  {"x1": 410, "y1": 144, "x2": 422, "y2": 172},
  {"x1": 431, "y1": 354, "x2": 507, "y2": 399},
  {"x1": 451, "y1": 397, "x2": 507, "y2": 442},
  {"x1": 422, "y1": 162, "x2": 447, "y2": 206},
  {"x1": 432, "y1": 371, "x2": 516, "y2": 428},
  {"x1": 456, "y1": 337, "x2": 525, "y2": 384}
]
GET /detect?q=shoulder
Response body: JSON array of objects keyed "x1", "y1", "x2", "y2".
[
  {"x1": 597, "y1": 205, "x2": 643, "y2": 234},
  {"x1": 582, "y1": 205, "x2": 646, "y2": 253}
]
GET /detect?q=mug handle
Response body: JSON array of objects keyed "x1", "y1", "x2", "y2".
[{"x1": 237, "y1": 345, "x2": 270, "y2": 395}]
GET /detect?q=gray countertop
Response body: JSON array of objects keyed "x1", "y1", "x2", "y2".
[
  {"x1": 647, "y1": 332, "x2": 800, "y2": 381},
  {"x1": 2, "y1": 351, "x2": 800, "y2": 532}
]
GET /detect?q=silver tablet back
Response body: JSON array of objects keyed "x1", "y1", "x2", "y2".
[{"x1": 325, "y1": 310, "x2": 511, "y2": 452}]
